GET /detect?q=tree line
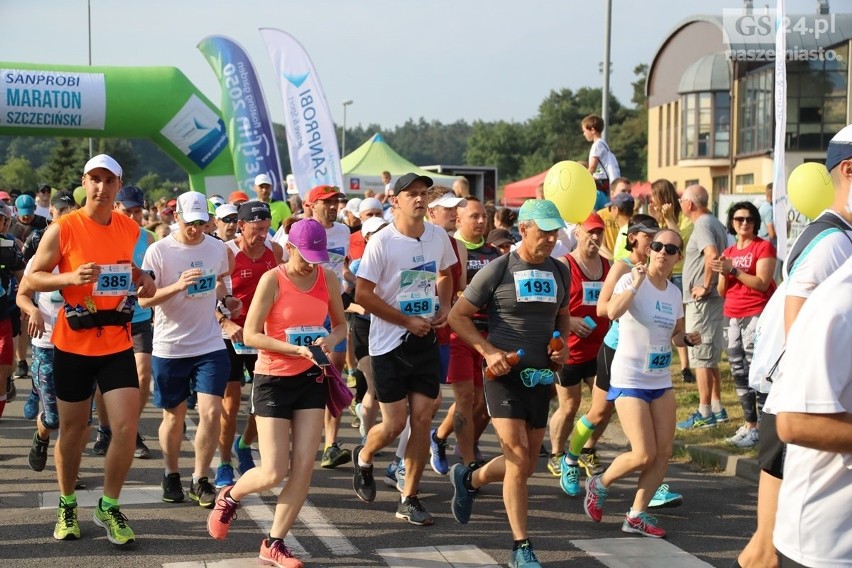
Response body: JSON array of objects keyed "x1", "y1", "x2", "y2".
[{"x1": 0, "y1": 64, "x2": 647, "y2": 200}]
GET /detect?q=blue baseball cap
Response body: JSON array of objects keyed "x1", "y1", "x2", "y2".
[
  {"x1": 15, "y1": 194, "x2": 35, "y2": 216},
  {"x1": 518, "y1": 199, "x2": 564, "y2": 231},
  {"x1": 116, "y1": 185, "x2": 145, "y2": 209}
]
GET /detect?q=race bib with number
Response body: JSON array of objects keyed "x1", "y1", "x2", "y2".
[
  {"x1": 186, "y1": 268, "x2": 216, "y2": 298},
  {"x1": 397, "y1": 291, "x2": 436, "y2": 318},
  {"x1": 582, "y1": 281, "x2": 603, "y2": 306},
  {"x1": 93, "y1": 264, "x2": 132, "y2": 297},
  {"x1": 232, "y1": 341, "x2": 258, "y2": 355},
  {"x1": 285, "y1": 325, "x2": 328, "y2": 347},
  {"x1": 645, "y1": 344, "x2": 672, "y2": 374},
  {"x1": 514, "y1": 269, "x2": 557, "y2": 303}
]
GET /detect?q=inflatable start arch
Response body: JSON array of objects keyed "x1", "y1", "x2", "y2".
[{"x1": 0, "y1": 62, "x2": 236, "y2": 194}]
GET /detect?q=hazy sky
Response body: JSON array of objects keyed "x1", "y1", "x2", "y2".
[{"x1": 0, "y1": 0, "x2": 835, "y2": 129}]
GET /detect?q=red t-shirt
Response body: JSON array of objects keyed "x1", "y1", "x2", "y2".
[
  {"x1": 722, "y1": 237, "x2": 777, "y2": 318},
  {"x1": 564, "y1": 254, "x2": 610, "y2": 364},
  {"x1": 349, "y1": 231, "x2": 366, "y2": 260}
]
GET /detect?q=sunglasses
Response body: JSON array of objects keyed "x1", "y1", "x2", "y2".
[
  {"x1": 733, "y1": 216, "x2": 754, "y2": 224},
  {"x1": 220, "y1": 216, "x2": 238, "y2": 223},
  {"x1": 520, "y1": 368, "x2": 555, "y2": 388},
  {"x1": 185, "y1": 219, "x2": 207, "y2": 227},
  {"x1": 650, "y1": 241, "x2": 681, "y2": 255}
]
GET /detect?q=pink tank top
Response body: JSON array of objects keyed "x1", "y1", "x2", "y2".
[{"x1": 255, "y1": 265, "x2": 330, "y2": 377}]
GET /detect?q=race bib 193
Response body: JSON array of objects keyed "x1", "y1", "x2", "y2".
[
  {"x1": 514, "y1": 269, "x2": 557, "y2": 303},
  {"x1": 285, "y1": 325, "x2": 328, "y2": 347},
  {"x1": 92, "y1": 264, "x2": 132, "y2": 297},
  {"x1": 186, "y1": 268, "x2": 216, "y2": 298},
  {"x1": 582, "y1": 281, "x2": 603, "y2": 306}
]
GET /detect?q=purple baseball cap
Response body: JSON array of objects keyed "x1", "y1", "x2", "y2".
[{"x1": 288, "y1": 219, "x2": 329, "y2": 264}]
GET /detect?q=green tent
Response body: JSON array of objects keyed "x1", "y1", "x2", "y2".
[{"x1": 341, "y1": 133, "x2": 459, "y2": 195}]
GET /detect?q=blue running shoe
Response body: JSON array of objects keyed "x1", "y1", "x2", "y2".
[
  {"x1": 676, "y1": 411, "x2": 717, "y2": 430},
  {"x1": 714, "y1": 408, "x2": 730, "y2": 423},
  {"x1": 232, "y1": 435, "x2": 256, "y2": 474},
  {"x1": 395, "y1": 462, "x2": 406, "y2": 493},
  {"x1": 383, "y1": 461, "x2": 398, "y2": 488},
  {"x1": 24, "y1": 389, "x2": 39, "y2": 420},
  {"x1": 559, "y1": 457, "x2": 581, "y2": 497},
  {"x1": 648, "y1": 483, "x2": 683, "y2": 509},
  {"x1": 509, "y1": 542, "x2": 542, "y2": 568},
  {"x1": 214, "y1": 463, "x2": 235, "y2": 489},
  {"x1": 449, "y1": 463, "x2": 477, "y2": 524},
  {"x1": 429, "y1": 428, "x2": 448, "y2": 475}
]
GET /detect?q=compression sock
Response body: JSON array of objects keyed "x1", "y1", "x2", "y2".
[
  {"x1": 60, "y1": 493, "x2": 77, "y2": 507},
  {"x1": 238, "y1": 437, "x2": 252, "y2": 450},
  {"x1": 567, "y1": 415, "x2": 596, "y2": 462},
  {"x1": 99, "y1": 495, "x2": 119, "y2": 511}
]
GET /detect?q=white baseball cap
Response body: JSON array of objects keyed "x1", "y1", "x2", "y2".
[
  {"x1": 215, "y1": 203, "x2": 239, "y2": 220},
  {"x1": 176, "y1": 191, "x2": 210, "y2": 223},
  {"x1": 345, "y1": 198, "x2": 363, "y2": 214},
  {"x1": 359, "y1": 197, "x2": 383, "y2": 214},
  {"x1": 254, "y1": 173, "x2": 273, "y2": 186},
  {"x1": 428, "y1": 192, "x2": 467, "y2": 209},
  {"x1": 83, "y1": 154, "x2": 122, "y2": 178},
  {"x1": 361, "y1": 216, "x2": 388, "y2": 238}
]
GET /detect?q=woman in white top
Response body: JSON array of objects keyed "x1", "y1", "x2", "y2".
[{"x1": 583, "y1": 229, "x2": 701, "y2": 539}]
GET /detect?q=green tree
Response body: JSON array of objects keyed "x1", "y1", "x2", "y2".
[
  {"x1": 465, "y1": 120, "x2": 531, "y2": 181},
  {"x1": 39, "y1": 138, "x2": 88, "y2": 189},
  {"x1": 0, "y1": 156, "x2": 39, "y2": 191}
]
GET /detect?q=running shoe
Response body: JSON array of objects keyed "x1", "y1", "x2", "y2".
[
  {"x1": 714, "y1": 408, "x2": 730, "y2": 423},
  {"x1": 429, "y1": 428, "x2": 449, "y2": 475},
  {"x1": 732, "y1": 427, "x2": 759, "y2": 448},
  {"x1": 23, "y1": 389, "x2": 39, "y2": 420},
  {"x1": 189, "y1": 477, "x2": 217, "y2": 509},
  {"x1": 578, "y1": 449, "x2": 604, "y2": 476},
  {"x1": 28, "y1": 431, "x2": 49, "y2": 472},
  {"x1": 681, "y1": 368, "x2": 695, "y2": 383},
  {"x1": 53, "y1": 503, "x2": 80, "y2": 540},
  {"x1": 161, "y1": 472, "x2": 185, "y2": 503},
  {"x1": 232, "y1": 435, "x2": 256, "y2": 474},
  {"x1": 6, "y1": 376, "x2": 15, "y2": 402},
  {"x1": 509, "y1": 542, "x2": 542, "y2": 568},
  {"x1": 395, "y1": 462, "x2": 406, "y2": 493},
  {"x1": 351, "y1": 444, "x2": 376, "y2": 502},
  {"x1": 449, "y1": 463, "x2": 477, "y2": 524},
  {"x1": 538, "y1": 444, "x2": 549, "y2": 458},
  {"x1": 92, "y1": 428, "x2": 111, "y2": 456},
  {"x1": 622, "y1": 511, "x2": 667, "y2": 538},
  {"x1": 14, "y1": 360, "x2": 28, "y2": 378},
  {"x1": 207, "y1": 486, "x2": 239, "y2": 540},
  {"x1": 560, "y1": 460, "x2": 581, "y2": 497},
  {"x1": 726, "y1": 424, "x2": 749, "y2": 445},
  {"x1": 349, "y1": 399, "x2": 360, "y2": 429},
  {"x1": 214, "y1": 463, "x2": 236, "y2": 489},
  {"x1": 259, "y1": 538, "x2": 304, "y2": 568},
  {"x1": 321, "y1": 442, "x2": 351, "y2": 469},
  {"x1": 383, "y1": 461, "x2": 399, "y2": 488},
  {"x1": 676, "y1": 411, "x2": 717, "y2": 430},
  {"x1": 546, "y1": 453, "x2": 563, "y2": 476},
  {"x1": 648, "y1": 484, "x2": 683, "y2": 509},
  {"x1": 93, "y1": 500, "x2": 135, "y2": 545},
  {"x1": 396, "y1": 495, "x2": 433, "y2": 526},
  {"x1": 134, "y1": 433, "x2": 150, "y2": 459},
  {"x1": 583, "y1": 474, "x2": 608, "y2": 522}
]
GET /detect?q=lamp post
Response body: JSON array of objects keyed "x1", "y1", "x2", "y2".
[
  {"x1": 601, "y1": 0, "x2": 612, "y2": 141},
  {"x1": 341, "y1": 99, "x2": 353, "y2": 157}
]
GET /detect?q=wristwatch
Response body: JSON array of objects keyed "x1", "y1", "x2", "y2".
[
  {"x1": 729, "y1": 267, "x2": 739, "y2": 277},
  {"x1": 217, "y1": 313, "x2": 228, "y2": 325}
]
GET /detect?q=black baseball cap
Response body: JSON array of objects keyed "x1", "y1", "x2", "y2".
[
  {"x1": 50, "y1": 191, "x2": 75, "y2": 209},
  {"x1": 393, "y1": 172, "x2": 433, "y2": 193},
  {"x1": 238, "y1": 200, "x2": 272, "y2": 222},
  {"x1": 116, "y1": 186, "x2": 145, "y2": 208}
]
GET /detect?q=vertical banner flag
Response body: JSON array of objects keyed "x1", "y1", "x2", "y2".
[
  {"x1": 772, "y1": 0, "x2": 788, "y2": 259},
  {"x1": 198, "y1": 35, "x2": 285, "y2": 200},
  {"x1": 260, "y1": 28, "x2": 342, "y2": 198}
]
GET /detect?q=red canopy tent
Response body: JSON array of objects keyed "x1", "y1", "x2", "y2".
[{"x1": 502, "y1": 170, "x2": 652, "y2": 208}]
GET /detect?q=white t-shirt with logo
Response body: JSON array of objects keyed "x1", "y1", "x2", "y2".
[
  {"x1": 357, "y1": 222, "x2": 456, "y2": 356},
  {"x1": 143, "y1": 233, "x2": 229, "y2": 358},
  {"x1": 768, "y1": 258, "x2": 852, "y2": 567},
  {"x1": 589, "y1": 139, "x2": 620, "y2": 181},
  {"x1": 610, "y1": 273, "x2": 683, "y2": 389}
]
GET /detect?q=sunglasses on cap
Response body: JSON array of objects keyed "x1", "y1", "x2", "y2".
[
  {"x1": 220, "y1": 215, "x2": 238, "y2": 223},
  {"x1": 650, "y1": 241, "x2": 681, "y2": 255}
]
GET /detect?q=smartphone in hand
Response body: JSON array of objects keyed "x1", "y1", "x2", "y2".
[{"x1": 308, "y1": 345, "x2": 332, "y2": 367}]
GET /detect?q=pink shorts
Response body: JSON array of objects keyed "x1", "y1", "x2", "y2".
[
  {"x1": 447, "y1": 332, "x2": 484, "y2": 388},
  {"x1": 0, "y1": 319, "x2": 13, "y2": 365}
]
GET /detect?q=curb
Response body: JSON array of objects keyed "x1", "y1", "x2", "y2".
[{"x1": 674, "y1": 441, "x2": 761, "y2": 482}]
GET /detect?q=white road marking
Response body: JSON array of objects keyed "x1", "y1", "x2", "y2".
[
  {"x1": 377, "y1": 545, "x2": 500, "y2": 568},
  {"x1": 570, "y1": 538, "x2": 715, "y2": 568}
]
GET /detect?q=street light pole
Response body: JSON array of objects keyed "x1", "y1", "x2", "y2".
[
  {"x1": 88, "y1": 0, "x2": 94, "y2": 158},
  {"x1": 342, "y1": 99, "x2": 353, "y2": 157},
  {"x1": 601, "y1": 0, "x2": 612, "y2": 141}
]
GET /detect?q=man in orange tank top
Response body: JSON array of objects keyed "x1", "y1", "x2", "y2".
[{"x1": 28, "y1": 154, "x2": 156, "y2": 546}]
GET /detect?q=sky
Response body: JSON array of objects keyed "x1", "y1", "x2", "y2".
[{"x1": 0, "y1": 0, "x2": 839, "y2": 130}]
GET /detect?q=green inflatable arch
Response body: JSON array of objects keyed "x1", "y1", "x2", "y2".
[{"x1": 0, "y1": 62, "x2": 235, "y2": 194}]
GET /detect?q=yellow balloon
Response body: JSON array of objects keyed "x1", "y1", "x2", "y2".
[
  {"x1": 542, "y1": 161, "x2": 597, "y2": 223},
  {"x1": 787, "y1": 162, "x2": 834, "y2": 220}
]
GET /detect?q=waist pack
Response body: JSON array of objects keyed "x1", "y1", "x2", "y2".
[{"x1": 64, "y1": 296, "x2": 135, "y2": 331}]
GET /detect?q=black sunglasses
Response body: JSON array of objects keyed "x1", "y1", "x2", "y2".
[
  {"x1": 220, "y1": 215, "x2": 238, "y2": 223},
  {"x1": 733, "y1": 216, "x2": 754, "y2": 224},
  {"x1": 650, "y1": 241, "x2": 681, "y2": 255}
]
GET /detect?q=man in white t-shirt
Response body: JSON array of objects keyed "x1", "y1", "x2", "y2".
[
  {"x1": 352, "y1": 172, "x2": 456, "y2": 526},
  {"x1": 140, "y1": 191, "x2": 232, "y2": 510},
  {"x1": 765, "y1": 257, "x2": 852, "y2": 567}
]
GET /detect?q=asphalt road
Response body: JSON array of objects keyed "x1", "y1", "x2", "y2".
[{"x1": 0, "y1": 382, "x2": 756, "y2": 567}]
